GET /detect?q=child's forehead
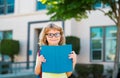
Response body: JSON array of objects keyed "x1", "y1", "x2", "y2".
[{"x1": 46, "y1": 29, "x2": 60, "y2": 33}]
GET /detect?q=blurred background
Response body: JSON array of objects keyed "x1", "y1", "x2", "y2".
[{"x1": 0, "y1": 0, "x2": 118, "y2": 78}]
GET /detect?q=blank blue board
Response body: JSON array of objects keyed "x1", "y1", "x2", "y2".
[{"x1": 40, "y1": 45, "x2": 73, "y2": 73}]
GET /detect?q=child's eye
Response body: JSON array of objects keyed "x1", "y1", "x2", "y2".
[
  {"x1": 46, "y1": 33, "x2": 53, "y2": 37},
  {"x1": 55, "y1": 33, "x2": 61, "y2": 37},
  {"x1": 48, "y1": 33, "x2": 53, "y2": 36}
]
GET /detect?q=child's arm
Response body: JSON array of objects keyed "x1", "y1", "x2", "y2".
[
  {"x1": 34, "y1": 54, "x2": 46, "y2": 75},
  {"x1": 34, "y1": 61, "x2": 42, "y2": 75},
  {"x1": 66, "y1": 72, "x2": 72, "y2": 77},
  {"x1": 66, "y1": 51, "x2": 77, "y2": 77},
  {"x1": 66, "y1": 61, "x2": 76, "y2": 77}
]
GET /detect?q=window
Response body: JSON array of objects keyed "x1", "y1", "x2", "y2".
[
  {"x1": 90, "y1": 26, "x2": 117, "y2": 62},
  {"x1": 94, "y1": 2, "x2": 102, "y2": 9},
  {"x1": 105, "y1": 27, "x2": 117, "y2": 61},
  {"x1": 36, "y1": 0, "x2": 46, "y2": 10},
  {"x1": 91, "y1": 27, "x2": 103, "y2": 61},
  {"x1": 0, "y1": 31, "x2": 12, "y2": 40},
  {"x1": 94, "y1": 2, "x2": 110, "y2": 9},
  {"x1": 0, "y1": 0, "x2": 14, "y2": 15}
]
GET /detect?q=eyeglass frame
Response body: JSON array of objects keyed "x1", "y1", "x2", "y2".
[{"x1": 46, "y1": 33, "x2": 61, "y2": 38}]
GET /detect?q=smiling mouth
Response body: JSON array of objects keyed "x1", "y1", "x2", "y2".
[
  {"x1": 51, "y1": 39, "x2": 58, "y2": 41},
  {"x1": 50, "y1": 39, "x2": 59, "y2": 41}
]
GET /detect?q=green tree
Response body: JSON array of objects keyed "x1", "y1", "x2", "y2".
[
  {"x1": 40, "y1": 0, "x2": 120, "y2": 78},
  {"x1": 0, "y1": 39, "x2": 20, "y2": 62}
]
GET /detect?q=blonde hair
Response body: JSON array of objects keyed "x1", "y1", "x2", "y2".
[{"x1": 39, "y1": 23, "x2": 65, "y2": 46}]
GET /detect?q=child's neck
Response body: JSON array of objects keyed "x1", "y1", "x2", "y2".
[{"x1": 48, "y1": 43, "x2": 58, "y2": 46}]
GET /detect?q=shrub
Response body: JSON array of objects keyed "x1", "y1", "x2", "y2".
[
  {"x1": 74, "y1": 63, "x2": 104, "y2": 78},
  {"x1": 66, "y1": 36, "x2": 80, "y2": 54},
  {"x1": 75, "y1": 64, "x2": 92, "y2": 78},
  {"x1": 0, "y1": 39, "x2": 20, "y2": 62},
  {"x1": 92, "y1": 64, "x2": 104, "y2": 78}
]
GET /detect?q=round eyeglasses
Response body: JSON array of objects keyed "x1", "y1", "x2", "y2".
[{"x1": 46, "y1": 33, "x2": 61, "y2": 38}]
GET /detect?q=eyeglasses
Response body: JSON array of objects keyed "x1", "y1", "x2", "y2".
[{"x1": 46, "y1": 33, "x2": 61, "y2": 38}]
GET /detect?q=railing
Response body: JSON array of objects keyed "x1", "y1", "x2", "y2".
[{"x1": 0, "y1": 61, "x2": 35, "y2": 75}]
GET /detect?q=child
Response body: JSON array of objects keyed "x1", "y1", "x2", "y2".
[{"x1": 34, "y1": 23, "x2": 77, "y2": 78}]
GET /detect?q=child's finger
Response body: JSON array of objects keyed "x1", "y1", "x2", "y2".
[
  {"x1": 72, "y1": 51, "x2": 76, "y2": 54},
  {"x1": 68, "y1": 54, "x2": 73, "y2": 59},
  {"x1": 43, "y1": 59, "x2": 46, "y2": 62}
]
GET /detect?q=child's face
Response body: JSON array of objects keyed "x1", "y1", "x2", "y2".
[{"x1": 46, "y1": 29, "x2": 61, "y2": 45}]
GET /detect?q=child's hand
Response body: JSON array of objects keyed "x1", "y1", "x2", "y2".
[
  {"x1": 36, "y1": 54, "x2": 46, "y2": 65},
  {"x1": 69, "y1": 51, "x2": 77, "y2": 65}
]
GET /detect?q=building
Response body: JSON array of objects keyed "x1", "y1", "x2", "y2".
[{"x1": 0, "y1": 0, "x2": 117, "y2": 73}]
